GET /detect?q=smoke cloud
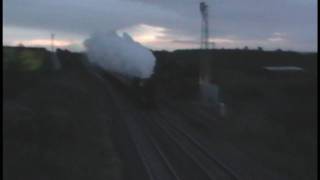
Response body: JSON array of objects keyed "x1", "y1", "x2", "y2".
[{"x1": 84, "y1": 31, "x2": 156, "y2": 79}]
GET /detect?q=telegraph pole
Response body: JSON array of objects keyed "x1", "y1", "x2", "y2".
[
  {"x1": 51, "y1": 33, "x2": 55, "y2": 52},
  {"x1": 50, "y1": 33, "x2": 61, "y2": 70}
]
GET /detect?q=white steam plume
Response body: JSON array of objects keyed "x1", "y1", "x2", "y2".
[{"x1": 84, "y1": 31, "x2": 156, "y2": 79}]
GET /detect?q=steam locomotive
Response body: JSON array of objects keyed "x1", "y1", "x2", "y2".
[{"x1": 93, "y1": 65, "x2": 156, "y2": 108}]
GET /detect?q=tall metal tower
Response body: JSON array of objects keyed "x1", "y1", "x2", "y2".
[
  {"x1": 200, "y1": 2, "x2": 209, "y2": 49},
  {"x1": 199, "y1": 2, "x2": 211, "y2": 83}
]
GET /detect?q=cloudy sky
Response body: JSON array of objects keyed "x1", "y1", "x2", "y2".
[{"x1": 3, "y1": 0, "x2": 317, "y2": 52}]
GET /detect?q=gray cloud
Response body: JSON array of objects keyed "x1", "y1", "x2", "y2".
[
  {"x1": 4, "y1": 0, "x2": 183, "y2": 35},
  {"x1": 3, "y1": 0, "x2": 317, "y2": 51}
]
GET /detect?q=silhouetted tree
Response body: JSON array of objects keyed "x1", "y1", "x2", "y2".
[{"x1": 18, "y1": 43, "x2": 24, "y2": 48}]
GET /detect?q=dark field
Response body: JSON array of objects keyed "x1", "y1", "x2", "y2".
[
  {"x1": 153, "y1": 49, "x2": 317, "y2": 179},
  {"x1": 3, "y1": 46, "x2": 317, "y2": 179}
]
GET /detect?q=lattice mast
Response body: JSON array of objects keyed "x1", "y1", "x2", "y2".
[{"x1": 200, "y1": 2, "x2": 209, "y2": 49}]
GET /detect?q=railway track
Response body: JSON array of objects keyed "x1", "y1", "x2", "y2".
[
  {"x1": 88, "y1": 68, "x2": 179, "y2": 180},
  {"x1": 157, "y1": 100, "x2": 285, "y2": 180},
  {"x1": 88, "y1": 68, "x2": 282, "y2": 180},
  {"x1": 146, "y1": 106, "x2": 239, "y2": 179},
  {"x1": 141, "y1": 111, "x2": 238, "y2": 180}
]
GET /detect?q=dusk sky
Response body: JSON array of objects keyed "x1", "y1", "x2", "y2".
[{"x1": 3, "y1": 0, "x2": 318, "y2": 52}]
